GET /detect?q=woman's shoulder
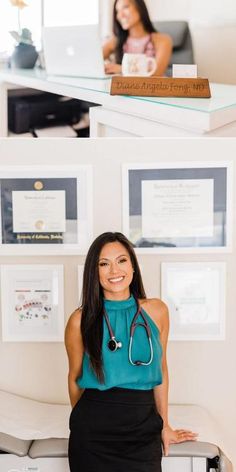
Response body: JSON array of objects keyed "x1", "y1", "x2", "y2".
[
  {"x1": 103, "y1": 35, "x2": 118, "y2": 50},
  {"x1": 65, "y1": 308, "x2": 84, "y2": 353},
  {"x1": 139, "y1": 297, "x2": 169, "y2": 331},
  {"x1": 65, "y1": 307, "x2": 82, "y2": 332},
  {"x1": 151, "y1": 31, "x2": 173, "y2": 47},
  {"x1": 110, "y1": 34, "x2": 118, "y2": 45},
  {"x1": 139, "y1": 297, "x2": 168, "y2": 312}
]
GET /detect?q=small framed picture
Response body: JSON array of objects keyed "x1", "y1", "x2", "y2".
[
  {"x1": 122, "y1": 161, "x2": 233, "y2": 253},
  {"x1": 161, "y1": 262, "x2": 226, "y2": 340},
  {"x1": 1, "y1": 265, "x2": 64, "y2": 342},
  {"x1": 0, "y1": 165, "x2": 93, "y2": 255}
]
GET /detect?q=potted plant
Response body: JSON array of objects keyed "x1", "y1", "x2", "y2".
[{"x1": 9, "y1": 0, "x2": 38, "y2": 69}]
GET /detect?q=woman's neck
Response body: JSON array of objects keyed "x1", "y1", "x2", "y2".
[
  {"x1": 103, "y1": 289, "x2": 131, "y2": 301},
  {"x1": 128, "y1": 23, "x2": 148, "y2": 38}
]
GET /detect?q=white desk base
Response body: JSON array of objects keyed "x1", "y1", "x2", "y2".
[{"x1": 90, "y1": 105, "x2": 236, "y2": 137}]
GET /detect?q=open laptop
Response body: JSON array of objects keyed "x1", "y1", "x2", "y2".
[{"x1": 43, "y1": 24, "x2": 111, "y2": 80}]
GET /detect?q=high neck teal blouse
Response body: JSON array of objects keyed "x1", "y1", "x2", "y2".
[{"x1": 78, "y1": 295, "x2": 163, "y2": 391}]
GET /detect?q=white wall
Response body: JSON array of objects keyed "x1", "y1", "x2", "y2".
[
  {"x1": 190, "y1": 23, "x2": 236, "y2": 84},
  {"x1": 146, "y1": 0, "x2": 236, "y2": 23},
  {"x1": 0, "y1": 137, "x2": 235, "y2": 468},
  {"x1": 147, "y1": 0, "x2": 236, "y2": 84},
  {"x1": 145, "y1": 0, "x2": 190, "y2": 21}
]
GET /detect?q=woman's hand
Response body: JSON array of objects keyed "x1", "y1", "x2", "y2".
[
  {"x1": 161, "y1": 425, "x2": 198, "y2": 457},
  {"x1": 104, "y1": 62, "x2": 122, "y2": 75}
]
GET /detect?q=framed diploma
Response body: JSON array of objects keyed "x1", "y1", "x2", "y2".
[
  {"x1": 1, "y1": 265, "x2": 64, "y2": 342},
  {"x1": 122, "y1": 162, "x2": 233, "y2": 253},
  {"x1": 161, "y1": 262, "x2": 226, "y2": 340},
  {"x1": 77, "y1": 264, "x2": 84, "y2": 305},
  {"x1": 0, "y1": 166, "x2": 93, "y2": 255}
]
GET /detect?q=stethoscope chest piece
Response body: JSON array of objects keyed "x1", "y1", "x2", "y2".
[{"x1": 108, "y1": 337, "x2": 122, "y2": 352}]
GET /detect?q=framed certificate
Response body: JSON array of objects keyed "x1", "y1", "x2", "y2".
[
  {"x1": 1, "y1": 265, "x2": 64, "y2": 342},
  {"x1": 78, "y1": 264, "x2": 84, "y2": 306},
  {"x1": 161, "y1": 262, "x2": 226, "y2": 340},
  {"x1": 0, "y1": 166, "x2": 93, "y2": 255},
  {"x1": 122, "y1": 162, "x2": 233, "y2": 253}
]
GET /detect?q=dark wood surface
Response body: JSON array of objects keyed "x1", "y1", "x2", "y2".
[{"x1": 110, "y1": 77, "x2": 211, "y2": 98}]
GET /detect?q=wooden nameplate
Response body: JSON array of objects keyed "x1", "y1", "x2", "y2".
[{"x1": 110, "y1": 77, "x2": 211, "y2": 98}]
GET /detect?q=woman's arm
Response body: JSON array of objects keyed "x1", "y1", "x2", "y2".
[
  {"x1": 145, "y1": 299, "x2": 198, "y2": 456},
  {"x1": 65, "y1": 309, "x2": 84, "y2": 407},
  {"x1": 153, "y1": 300, "x2": 169, "y2": 428},
  {"x1": 151, "y1": 32, "x2": 173, "y2": 76},
  {"x1": 103, "y1": 36, "x2": 122, "y2": 74},
  {"x1": 103, "y1": 36, "x2": 117, "y2": 60}
]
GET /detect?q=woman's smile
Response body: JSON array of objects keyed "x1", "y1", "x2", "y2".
[{"x1": 108, "y1": 276, "x2": 125, "y2": 283}]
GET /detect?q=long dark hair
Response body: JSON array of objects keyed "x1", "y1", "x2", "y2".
[
  {"x1": 113, "y1": 0, "x2": 156, "y2": 63},
  {"x1": 81, "y1": 232, "x2": 146, "y2": 382}
]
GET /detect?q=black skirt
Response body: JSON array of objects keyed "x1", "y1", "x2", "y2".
[{"x1": 68, "y1": 387, "x2": 163, "y2": 472}]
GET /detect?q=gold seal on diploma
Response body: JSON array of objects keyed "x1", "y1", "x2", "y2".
[
  {"x1": 35, "y1": 220, "x2": 45, "y2": 231},
  {"x1": 34, "y1": 181, "x2": 43, "y2": 190}
]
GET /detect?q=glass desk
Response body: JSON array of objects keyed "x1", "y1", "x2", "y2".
[{"x1": 0, "y1": 68, "x2": 236, "y2": 137}]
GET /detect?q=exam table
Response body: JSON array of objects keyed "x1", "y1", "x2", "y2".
[{"x1": 0, "y1": 390, "x2": 232, "y2": 472}]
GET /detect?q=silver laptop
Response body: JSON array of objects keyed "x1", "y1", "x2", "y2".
[{"x1": 43, "y1": 24, "x2": 110, "y2": 79}]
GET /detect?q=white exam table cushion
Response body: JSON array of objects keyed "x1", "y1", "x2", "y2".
[
  {"x1": 168, "y1": 441, "x2": 219, "y2": 457},
  {"x1": 0, "y1": 390, "x2": 70, "y2": 439},
  {"x1": 168, "y1": 404, "x2": 228, "y2": 457},
  {"x1": 28, "y1": 438, "x2": 68, "y2": 458},
  {"x1": 0, "y1": 389, "x2": 232, "y2": 471},
  {"x1": 28, "y1": 439, "x2": 218, "y2": 459},
  {"x1": 0, "y1": 432, "x2": 31, "y2": 456}
]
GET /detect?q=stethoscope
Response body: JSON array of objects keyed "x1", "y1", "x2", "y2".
[{"x1": 103, "y1": 302, "x2": 153, "y2": 366}]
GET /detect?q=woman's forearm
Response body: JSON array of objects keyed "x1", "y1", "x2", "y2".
[
  {"x1": 153, "y1": 361, "x2": 169, "y2": 427},
  {"x1": 68, "y1": 374, "x2": 84, "y2": 407}
]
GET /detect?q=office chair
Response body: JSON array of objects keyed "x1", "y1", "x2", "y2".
[{"x1": 153, "y1": 21, "x2": 194, "y2": 76}]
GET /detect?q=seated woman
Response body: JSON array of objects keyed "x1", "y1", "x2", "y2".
[{"x1": 103, "y1": 0, "x2": 173, "y2": 76}]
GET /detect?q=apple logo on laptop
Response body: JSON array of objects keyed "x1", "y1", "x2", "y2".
[{"x1": 66, "y1": 46, "x2": 75, "y2": 57}]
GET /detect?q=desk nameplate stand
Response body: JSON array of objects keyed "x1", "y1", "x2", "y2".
[{"x1": 110, "y1": 77, "x2": 211, "y2": 98}]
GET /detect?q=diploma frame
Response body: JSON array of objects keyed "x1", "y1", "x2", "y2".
[
  {"x1": 161, "y1": 262, "x2": 226, "y2": 341},
  {"x1": 0, "y1": 165, "x2": 93, "y2": 255},
  {"x1": 77, "y1": 264, "x2": 84, "y2": 306},
  {"x1": 122, "y1": 161, "x2": 233, "y2": 254},
  {"x1": 1, "y1": 264, "x2": 64, "y2": 342}
]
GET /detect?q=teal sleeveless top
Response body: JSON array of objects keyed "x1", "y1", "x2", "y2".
[{"x1": 78, "y1": 295, "x2": 163, "y2": 391}]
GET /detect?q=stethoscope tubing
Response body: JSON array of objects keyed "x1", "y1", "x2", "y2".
[
  {"x1": 103, "y1": 300, "x2": 153, "y2": 365},
  {"x1": 103, "y1": 308, "x2": 114, "y2": 339},
  {"x1": 128, "y1": 334, "x2": 153, "y2": 366},
  {"x1": 129, "y1": 308, "x2": 153, "y2": 365}
]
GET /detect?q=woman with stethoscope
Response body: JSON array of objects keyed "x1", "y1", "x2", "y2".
[{"x1": 65, "y1": 232, "x2": 197, "y2": 472}]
